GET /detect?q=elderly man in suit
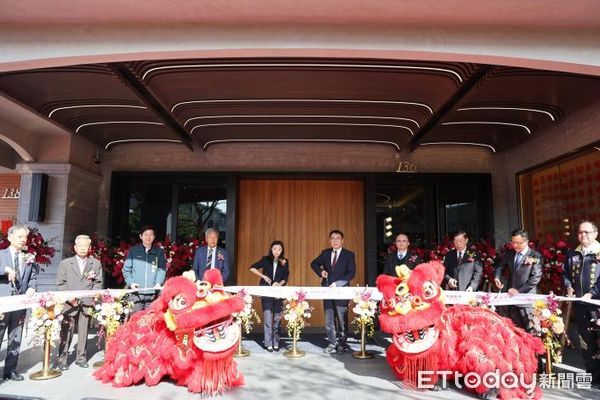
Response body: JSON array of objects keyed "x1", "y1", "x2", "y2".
[
  {"x1": 56, "y1": 235, "x2": 103, "y2": 370},
  {"x1": 444, "y1": 231, "x2": 483, "y2": 292},
  {"x1": 0, "y1": 224, "x2": 38, "y2": 382},
  {"x1": 383, "y1": 233, "x2": 421, "y2": 275},
  {"x1": 311, "y1": 229, "x2": 356, "y2": 354},
  {"x1": 193, "y1": 228, "x2": 230, "y2": 283},
  {"x1": 494, "y1": 229, "x2": 543, "y2": 330}
]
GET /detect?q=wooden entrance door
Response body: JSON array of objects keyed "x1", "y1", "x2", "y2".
[{"x1": 236, "y1": 179, "x2": 365, "y2": 327}]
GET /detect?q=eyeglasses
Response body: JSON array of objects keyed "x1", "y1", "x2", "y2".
[
  {"x1": 511, "y1": 240, "x2": 527, "y2": 246},
  {"x1": 395, "y1": 240, "x2": 409, "y2": 243},
  {"x1": 578, "y1": 230, "x2": 597, "y2": 235}
]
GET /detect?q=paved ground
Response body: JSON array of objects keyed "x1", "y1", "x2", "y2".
[{"x1": 1, "y1": 329, "x2": 599, "y2": 400}]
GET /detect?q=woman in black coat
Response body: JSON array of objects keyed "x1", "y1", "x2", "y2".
[{"x1": 249, "y1": 240, "x2": 290, "y2": 352}]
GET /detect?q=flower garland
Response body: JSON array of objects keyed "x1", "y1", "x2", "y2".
[
  {"x1": 351, "y1": 288, "x2": 377, "y2": 337},
  {"x1": 283, "y1": 290, "x2": 313, "y2": 342},
  {"x1": 234, "y1": 288, "x2": 261, "y2": 334},
  {"x1": 28, "y1": 293, "x2": 64, "y2": 346},
  {"x1": 530, "y1": 294, "x2": 564, "y2": 364},
  {"x1": 89, "y1": 292, "x2": 133, "y2": 339}
]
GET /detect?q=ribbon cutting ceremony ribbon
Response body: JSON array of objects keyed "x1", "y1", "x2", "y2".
[
  {"x1": 2, "y1": 287, "x2": 599, "y2": 314},
  {"x1": 224, "y1": 286, "x2": 600, "y2": 307},
  {"x1": 0, "y1": 288, "x2": 139, "y2": 313}
]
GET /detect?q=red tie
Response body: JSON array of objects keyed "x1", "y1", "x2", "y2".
[{"x1": 331, "y1": 250, "x2": 338, "y2": 271}]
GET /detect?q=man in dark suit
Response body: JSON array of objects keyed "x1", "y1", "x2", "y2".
[
  {"x1": 563, "y1": 220, "x2": 600, "y2": 382},
  {"x1": 383, "y1": 233, "x2": 421, "y2": 275},
  {"x1": 0, "y1": 225, "x2": 39, "y2": 382},
  {"x1": 56, "y1": 235, "x2": 103, "y2": 370},
  {"x1": 443, "y1": 231, "x2": 483, "y2": 292},
  {"x1": 494, "y1": 229, "x2": 542, "y2": 330},
  {"x1": 311, "y1": 229, "x2": 356, "y2": 354},
  {"x1": 193, "y1": 228, "x2": 230, "y2": 283}
]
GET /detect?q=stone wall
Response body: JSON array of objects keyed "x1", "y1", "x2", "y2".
[{"x1": 16, "y1": 163, "x2": 101, "y2": 292}]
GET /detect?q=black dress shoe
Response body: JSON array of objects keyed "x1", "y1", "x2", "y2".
[
  {"x1": 75, "y1": 361, "x2": 89, "y2": 368},
  {"x1": 3, "y1": 371, "x2": 24, "y2": 381},
  {"x1": 59, "y1": 364, "x2": 69, "y2": 371},
  {"x1": 273, "y1": 346, "x2": 279, "y2": 352}
]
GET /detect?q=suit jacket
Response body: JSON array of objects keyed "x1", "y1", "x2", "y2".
[
  {"x1": 563, "y1": 241, "x2": 600, "y2": 298},
  {"x1": 56, "y1": 256, "x2": 103, "y2": 305},
  {"x1": 0, "y1": 247, "x2": 39, "y2": 297},
  {"x1": 311, "y1": 248, "x2": 356, "y2": 287},
  {"x1": 495, "y1": 248, "x2": 542, "y2": 295},
  {"x1": 383, "y1": 251, "x2": 421, "y2": 275},
  {"x1": 250, "y1": 256, "x2": 290, "y2": 286},
  {"x1": 443, "y1": 249, "x2": 483, "y2": 291},
  {"x1": 193, "y1": 246, "x2": 230, "y2": 282}
]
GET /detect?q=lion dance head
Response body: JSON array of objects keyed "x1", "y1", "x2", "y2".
[{"x1": 95, "y1": 269, "x2": 245, "y2": 395}]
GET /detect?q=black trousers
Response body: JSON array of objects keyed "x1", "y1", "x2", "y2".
[
  {"x1": 573, "y1": 303, "x2": 600, "y2": 380},
  {"x1": 0, "y1": 309, "x2": 26, "y2": 376}
]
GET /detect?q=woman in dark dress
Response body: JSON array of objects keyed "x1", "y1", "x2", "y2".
[{"x1": 249, "y1": 240, "x2": 290, "y2": 352}]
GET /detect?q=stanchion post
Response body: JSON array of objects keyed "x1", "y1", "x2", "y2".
[
  {"x1": 30, "y1": 326, "x2": 61, "y2": 380},
  {"x1": 352, "y1": 320, "x2": 374, "y2": 359},
  {"x1": 284, "y1": 327, "x2": 305, "y2": 358},
  {"x1": 235, "y1": 322, "x2": 250, "y2": 357}
]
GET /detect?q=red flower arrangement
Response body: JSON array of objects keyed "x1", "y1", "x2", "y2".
[
  {"x1": 427, "y1": 237, "x2": 454, "y2": 262},
  {"x1": 89, "y1": 234, "x2": 132, "y2": 286},
  {"x1": 156, "y1": 235, "x2": 203, "y2": 278},
  {"x1": 471, "y1": 240, "x2": 499, "y2": 292},
  {"x1": 534, "y1": 235, "x2": 569, "y2": 295},
  {"x1": 90, "y1": 234, "x2": 206, "y2": 285}
]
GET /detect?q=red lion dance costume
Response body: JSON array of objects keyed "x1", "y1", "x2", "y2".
[
  {"x1": 94, "y1": 269, "x2": 245, "y2": 395},
  {"x1": 376, "y1": 262, "x2": 545, "y2": 399}
]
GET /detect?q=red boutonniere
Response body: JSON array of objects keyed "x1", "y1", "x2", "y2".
[{"x1": 217, "y1": 252, "x2": 225, "y2": 261}]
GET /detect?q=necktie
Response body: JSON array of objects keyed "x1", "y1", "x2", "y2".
[
  {"x1": 514, "y1": 252, "x2": 523, "y2": 268},
  {"x1": 457, "y1": 251, "x2": 463, "y2": 264},
  {"x1": 398, "y1": 252, "x2": 405, "y2": 260},
  {"x1": 13, "y1": 251, "x2": 20, "y2": 288},
  {"x1": 206, "y1": 248, "x2": 213, "y2": 270},
  {"x1": 331, "y1": 250, "x2": 338, "y2": 271}
]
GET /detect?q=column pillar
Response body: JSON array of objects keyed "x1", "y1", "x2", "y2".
[{"x1": 16, "y1": 163, "x2": 101, "y2": 291}]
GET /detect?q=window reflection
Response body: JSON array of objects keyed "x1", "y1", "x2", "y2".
[{"x1": 177, "y1": 185, "x2": 227, "y2": 246}]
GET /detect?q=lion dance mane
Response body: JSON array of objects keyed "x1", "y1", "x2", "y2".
[
  {"x1": 94, "y1": 269, "x2": 245, "y2": 395},
  {"x1": 376, "y1": 262, "x2": 545, "y2": 399}
]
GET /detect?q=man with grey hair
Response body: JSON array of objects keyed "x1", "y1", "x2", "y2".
[
  {"x1": 193, "y1": 228, "x2": 230, "y2": 282},
  {"x1": 0, "y1": 224, "x2": 38, "y2": 381},
  {"x1": 56, "y1": 234, "x2": 103, "y2": 370}
]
